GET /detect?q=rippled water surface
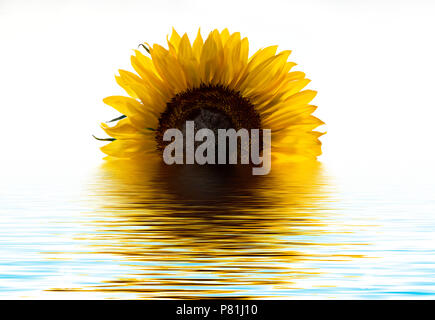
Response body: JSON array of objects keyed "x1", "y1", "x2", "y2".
[{"x1": 1, "y1": 160, "x2": 435, "y2": 299}]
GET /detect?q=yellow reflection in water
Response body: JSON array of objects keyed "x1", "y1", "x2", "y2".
[{"x1": 51, "y1": 159, "x2": 356, "y2": 298}]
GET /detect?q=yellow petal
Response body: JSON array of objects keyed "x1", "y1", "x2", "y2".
[
  {"x1": 103, "y1": 95, "x2": 144, "y2": 116},
  {"x1": 255, "y1": 78, "x2": 311, "y2": 112},
  {"x1": 239, "y1": 50, "x2": 292, "y2": 96},
  {"x1": 220, "y1": 28, "x2": 230, "y2": 46},
  {"x1": 151, "y1": 44, "x2": 187, "y2": 93},
  {"x1": 192, "y1": 28, "x2": 203, "y2": 61},
  {"x1": 101, "y1": 118, "x2": 149, "y2": 139},
  {"x1": 115, "y1": 74, "x2": 138, "y2": 99},
  {"x1": 266, "y1": 90, "x2": 317, "y2": 120},
  {"x1": 264, "y1": 105, "x2": 318, "y2": 128},
  {"x1": 233, "y1": 45, "x2": 278, "y2": 90},
  {"x1": 177, "y1": 33, "x2": 201, "y2": 87},
  {"x1": 131, "y1": 50, "x2": 173, "y2": 99},
  {"x1": 169, "y1": 27, "x2": 181, "y2": 48},
  {"x1": 199, "y1": 32, "x2": 219, "y2": 84},
  {"x1": 101, "y1": 137, "x2": 157, "y2": 158}
]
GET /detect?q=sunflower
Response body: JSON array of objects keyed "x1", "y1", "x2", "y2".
[{"x1": 99, "y1": 28, "x2": 324, "y2": 163}]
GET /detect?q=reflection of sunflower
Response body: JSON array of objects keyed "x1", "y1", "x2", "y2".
[
  {"x1": 99, "y1": 28, "x2": 324, "y2": 162},
  {"x1": 80, "y1": 159, "x2": 329, "y2": 298}
]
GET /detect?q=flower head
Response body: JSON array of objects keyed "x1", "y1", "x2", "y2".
[{"x1": 100, "y1": 28, "x2": 324, "y2": 162}]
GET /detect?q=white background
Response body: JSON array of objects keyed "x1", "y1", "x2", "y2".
[{"x1": 1, "y1": 0, "x2": 434, "y2": 179}]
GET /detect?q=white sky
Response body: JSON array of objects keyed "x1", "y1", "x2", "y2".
[{"x1": 1, "y1": 0, "x2": 434, "y2": 179}]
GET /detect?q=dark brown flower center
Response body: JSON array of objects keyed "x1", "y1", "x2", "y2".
[{"x1": 155, "y1": 85, "x2": 261, "y2": 151}]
